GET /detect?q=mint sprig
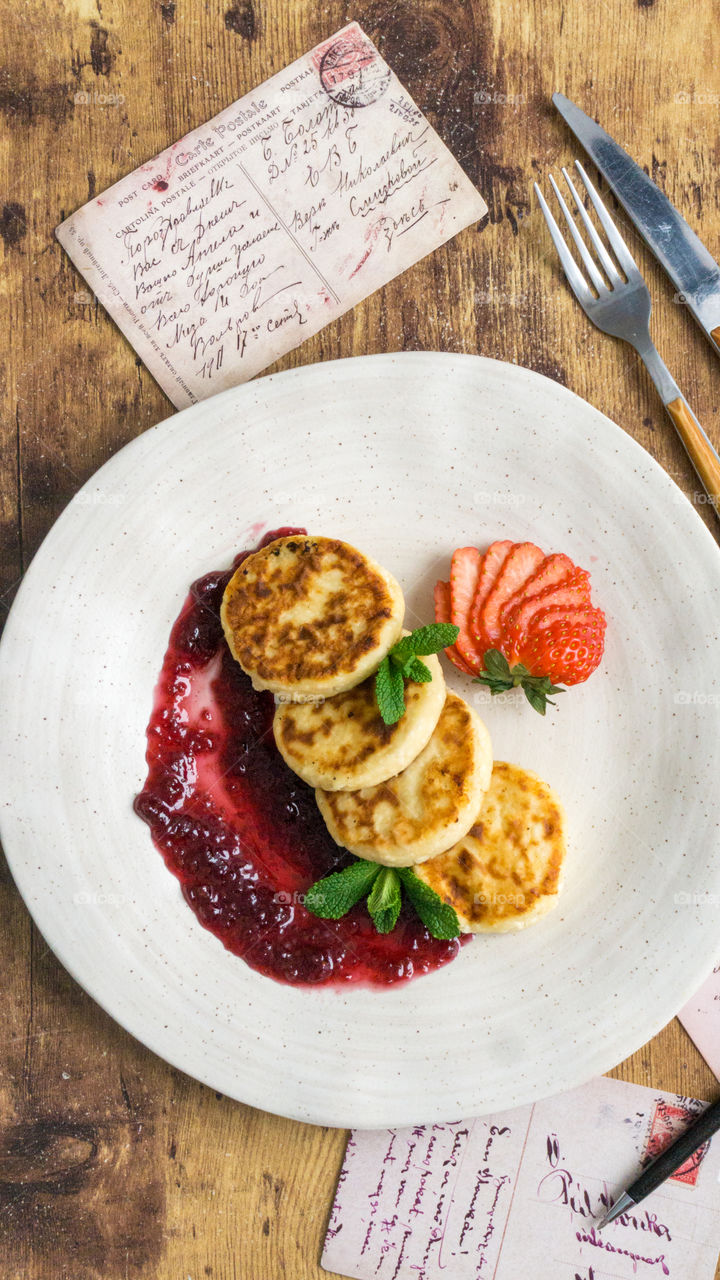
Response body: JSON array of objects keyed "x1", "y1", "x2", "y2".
[
  {"x1": 398, "y1": 868, "x2": 461, "y2": 940},
  {"x1": 375, "y1": 657, "x2": 406, "y2": 725},
  {"x1": 366, "y1": 867, "x2": 402, "y2": 933},
  {"x1": 304, "y1": 858, "x2": 461, "y2": 939},
  {"x1": 304, "y1": 858, "x2": 381, "y2": 919},
  {"x1": 474, "y1": 648, "x2": 565, "y2": 715},
  {"x1": 375, "y1": 623, "x2": 459, "y2": 725}
]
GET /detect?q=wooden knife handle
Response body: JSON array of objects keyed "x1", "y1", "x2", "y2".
[{"x1": 665, "y1": 395, "x2": 720, "y2": 519}]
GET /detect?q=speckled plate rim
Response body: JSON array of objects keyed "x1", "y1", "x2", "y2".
[{"x1": 2, "y1": 351, "x2": 720, "y2": 1130}]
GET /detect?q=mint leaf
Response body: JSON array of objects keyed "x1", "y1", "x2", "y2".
[
  {"x1": 398, "y1": 868, "x2": 461, "y2": 939},
  {"x1": 387, "y1": 635, "x2": 416, "y2": 667},
  {"x1": 403, "y1": 655, "x2": 433, "y2": 684},
  {"x1": 395, "y1": 622, "x2": 459, "y2": 657},
  {"x1": 375, "y1": 655, "x2": 406, "y2": 725},
  {"x1": 304, "y1": 859, "x2": 381, "y2": 919},
  {"x1": 367, "y1": 867, "x2": 402, "y2": 933},
  {"x1": 306, "y1": 858, "x2": 462, "y2": 938},
  {"x1": 376, "y1": 622, "x2": 459, "y2": 724}
]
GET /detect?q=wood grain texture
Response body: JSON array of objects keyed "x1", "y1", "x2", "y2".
[{"x1": 1, "y1": 0, "x2": 719, "y2": 1276}]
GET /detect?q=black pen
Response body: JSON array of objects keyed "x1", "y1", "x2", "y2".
[{"x1": 598, "y1": 1096, "x2": 720, "y2": 1229}]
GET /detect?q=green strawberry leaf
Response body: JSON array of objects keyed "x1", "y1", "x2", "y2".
[
  {"x1": 480, "y1": 648, "x2": 512, "y2": 679},
  {"x1": 523, "y1": 683, "x2": 549, "y2": 715},
  {"x1": 398, "y1": 868, "x2": 462, "y2": 940},
  {"x1": 474, "y1": 650, "x2": 566, "y2": 715},
  {"x1": 304, "y1": 859, "x2": 381, "y2": 920},
  {"x1": 375, "y1": 656, "x2": 406, "y2": 725},
  {"x1": 509, "y1": 663, "x2": 531, "y2": 683},
  {"x1": 367, "y1": 867, "x2": 402, "y2": 934},
  {"x1": 475, "y1": 675, "x2": 509, "y2": 694},
  {"x1": 521, "y1": 675, "x2": 564, "y2": 713}
]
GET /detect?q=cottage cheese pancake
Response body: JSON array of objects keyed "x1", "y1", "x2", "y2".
[
  {"x1": 221, "y1": 535, "x2": 404, "y2": 697},
  {"x1": 274, "y1": 652, "x2": 445, "y2": 791},
  {"x1": 415, "y1": 762, "x2": 566, "y2": 932},
  {"x1": 315, "y1": 692, "x2": 492, "y2": 866}
]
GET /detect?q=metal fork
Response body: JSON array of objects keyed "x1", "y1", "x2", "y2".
[{"x1": 535, "y1": 161, "x2": 720, "y2": 519}]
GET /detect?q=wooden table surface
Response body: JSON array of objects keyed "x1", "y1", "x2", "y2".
[{"x1": 2, "y1": 0, "x2": 719, "y2": 1276}]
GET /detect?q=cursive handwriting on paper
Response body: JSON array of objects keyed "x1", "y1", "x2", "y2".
[
  {"x1": 322, "y1": 1077, "x2": 720, "y2": 1280},
  {"x1": 56, "y1": 22, "x2": 487, "y2": 408}
]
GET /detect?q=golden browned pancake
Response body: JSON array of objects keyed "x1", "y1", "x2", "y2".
[
  {"x1": 315, "y1": 692, "x2": 493, "y2": 866},
  {"x1": 274, "y1": 652, "x2": 445, "y2": 790},
  {"x1": 415, "y1": 762, "x2": 566, "y2": 932},
  {"x1": 220, "y1": 536, "x2": 404, "y2": 697}
]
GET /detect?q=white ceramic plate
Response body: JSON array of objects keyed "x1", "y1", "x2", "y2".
[{"x1": 2, "y1": 353, "x2": 720, "y2": 1129}]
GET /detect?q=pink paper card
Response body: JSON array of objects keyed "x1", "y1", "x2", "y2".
[
  {"x1": 680, "y1": 964, "x2": 720, "y2": 1080},
  {"x1": 56, "y1": 22, "x2": 486, "y2": 408},
  {"x1": 322, "y1": 1076, "x2": 720, "y2": 1279}
]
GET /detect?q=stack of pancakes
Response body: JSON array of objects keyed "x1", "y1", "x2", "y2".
[{"x1": 221, "y1": 535, "x2": 566, "y2": 933}]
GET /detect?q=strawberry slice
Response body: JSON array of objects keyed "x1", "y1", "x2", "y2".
[
  {"x1": 450, "y1": 547, "x2": 486, "y2": 671},
  {"x1": 516, "y1": 605, "x2": 606, "y2": 685},
  {"x1": 499, "y1": 552, "x2": 576, "y2": 632},
  {"x1": 469, "y1": 539, "x2": 513, "y2": 645},
  {"x1": 450, "y1": 547, "x2": 481, "y2": 625},
  {"x1": 504, "y1": 568, "x2": 591, "y2": 662},
  {"x1": 434, "y1": 578, "x2": 452, "y2": 625},
  {"x1": 526, "y1": 603, "x2": 602, "y2": 637},
  {"x1": 434, "y1": 580, "x2": 475, "y2": 675},
  {"x1": 477, "y1": 542, "x2": 545, "y2": 650}
]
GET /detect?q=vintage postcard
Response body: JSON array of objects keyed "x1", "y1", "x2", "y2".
[
  {"x1": 322, "y1": 1076, "x2": 719, "y2": 1279},
  {"x1": 56, "y1": 22, "x2": 487, "y2": 407}
]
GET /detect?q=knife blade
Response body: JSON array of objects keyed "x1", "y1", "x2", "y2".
[{"x1": 552, "y1": 92, "x2": 720, "y2": 358}]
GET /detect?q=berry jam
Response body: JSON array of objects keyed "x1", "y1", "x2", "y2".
[{"x1": 134, "y1": 529, "x2": 465, "y2": 986}]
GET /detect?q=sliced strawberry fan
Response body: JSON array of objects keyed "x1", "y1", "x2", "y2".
[{"x1": 433, "y1": 539, "x2": 607, "y2": 707}]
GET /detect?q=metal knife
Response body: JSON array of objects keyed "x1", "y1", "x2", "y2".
[{"x1": 552, "y1": 92, "x2": 720, "y2": 359}]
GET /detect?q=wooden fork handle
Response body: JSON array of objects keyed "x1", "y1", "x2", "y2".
[{"x1": 665, "y1": 395, "x2": 720, "y2": 519}]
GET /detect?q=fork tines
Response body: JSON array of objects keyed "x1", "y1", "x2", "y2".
[{"x1": 534, "y1": 161, "x2": 638, "y2": 301}]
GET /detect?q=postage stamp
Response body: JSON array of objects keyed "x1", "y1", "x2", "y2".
[
  {"x1": 314, "y1": 28, "x2": 391, "y2": 109},
  {"x1": 644, "y1": 1098, "x2": 709, "y2": 1187}
]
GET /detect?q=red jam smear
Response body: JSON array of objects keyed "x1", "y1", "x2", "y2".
[{"x1": 134, "y1": 528, "x2": 465, "y2": 986}]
